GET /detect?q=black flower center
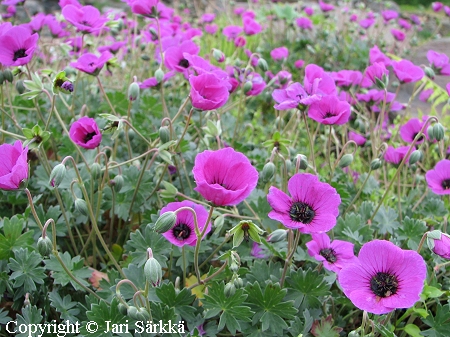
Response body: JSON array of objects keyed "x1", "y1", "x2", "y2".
[
  {"x1": 83, "y1": 132, "x2": 97, "y2": 143},
  {"x1": 412, "y1": 133, "x2": 424, "y2": 142},
  {"x1": 13, "y1": 49, "x2": 27, "y2": 61},
  {"x1": 173, "y1": 223, "x2": 191, "y2": 241},
  {"x1": 289, "y1": 202, "x2": 315, "y2": 224},
  {"x1": 370, "y1": 272, "x2": 398, "y2": 298},
  {"x1": 320, "y1": 248, "x2": 337, "y2": 263},
  {"x1": 178, "y1": 59, "x2": 189, "y2": 68},
  {"x1": 323, "y1": 112, "x2": 336, "y2": 119},
  {"x1": 442, "y1": 179, "x2": 450, "y2": 190}
]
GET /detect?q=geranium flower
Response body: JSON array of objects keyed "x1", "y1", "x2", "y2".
[
  {"x1": 359, "y1": 18, "x2": 375, "y2": 29},
  {"x1": 270, "y1": 46, "x2": 289, "y2": 61},
  {"x1": 192, "y1": 148, "x2": 258, "y2": 206},
  {"x1": 70, "y1": 51, "x2": 113, "y2": 76},
  {"x1": 308, "y1": 95, "x2": 351, "y2": 125},
  {"x1": 369, "y1": 45, "x2": 391, "y2": 66},
  {"x1": 163, "y1": 40, "x2": 200, "y2": 75},
  {"x1": 427, "y1": 50, "x2": 449, "y2": 69},
  {"x1": 0, "y1": 26, "x2": 39, "y2": 66},
  {"x1": 201, "y1": 13, "x2": 215, "y2": 23},
  {"x1": 384, "y1": 146, "x2": 412, "y2": 165},
  {"x1": 189, "y1": 72, "x2": 230, "y2": 110},
  {"x1": 427, "y1": 231, "x2": 450, "y2": 259},
  {"x1": 69, "y1": 116, "x2": 102, "y2": 149},
  {"x1": 391, "y1": 29, "x2": 405, "y2": 41},
  {"x1": 304, "y1": 7, "x2": 314, "y2": 16},
  {"x1": 399, "y1": 118, "x2": 426, "y2": 144},
  {"x1": 339, "y1": 240, "x2": 426, "y2": 314},
  {"x1": 294, "y1": 59, "x2": 304, "y2": 68},
  {"x1": 222, "y1": 25, "x2": 243, "y2": 41},
  {"x1": 425, "y1": 159, "x2": 450, "y2": 195},
  {"x1": 319, "y1": 0, "x2": 334, "y2": 12},
  {"x1": 296, "y1": 17, "x2": 313, "y2": 30},
  {"x1": 267, "y1": 173, "x2": 341, "y2": 233},
  {"x1": 306, "y1": 233, "x2": 357, "y2": 273},
  {"x1": 243, "y1": 17, "x2": 261, "y2": 35},
  {"x1": 62, "y1": 5, "x2": 108, "y2": 34},
  {"x1": 392, "y1": 60, "x2": 424, "y2": 83},
  {"x1": 160, "y1": 200, "x2": 211, "y2": 247},
  {"x1": 304, "y1": 64, "x2": 337, "y2": 96},
  {"x1": 419, "y1": 88, "x2": 434, "y2": 102},
  {"x1": 365, "y1": 62, "x2": 389, "y2": 87},
  {"x1": 398, "y1": 19, "x2": 412, "y2": 31},
  {"x1": 432, "y1": 2, "x2": 444, "y2": 12},
  {"x1": 333, "y1": 70, "x2": 363, "y2": 89},
  {"x1": 382, "y1": 10, "x2": 398, "y2": 21},
  {"x1": 0, "y1": 140, "x2": 28, "y2": 191},
  {"x1": 348, "y1": 131, "x2": 366, "y2": 146},
  {"x1": 205, "y1": 24, "x2": 217, "y2": 34}
]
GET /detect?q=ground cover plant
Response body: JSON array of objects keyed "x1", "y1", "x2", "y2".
[{"x1": 1, "y1": 0, "x2": 450, "y2": 336}]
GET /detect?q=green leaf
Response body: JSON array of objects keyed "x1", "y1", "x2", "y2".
[
  {"x1": 375, "y1": 324, "x2": 397, "y2": 337},
  {"x1": 422, "y1": 285, "x2": 444, "y2": 299},
  {"x1": 404, "y1": 324, "x2": 422, "y2": 337},
  {"x1": 419, "y1": 196, "x2": 448, "y2": 218},
  {"x1": 311, "y1": 316, "x2": 342, "y2": 337},
  {"x1": 0, "y1": 308, "x2": 11, "y2": 324},
  {"x1": 244, "y1": 282, "x2": 297, "y2": 334},
  {"x1": 8, "y1": 248, "x2": 45, "y2": 292},
  {"x1": 16, "y1": 306, "x2": 43, "y2": 337},
  {"x1": 395, "y1": 217, "x2": 427, "y2": 250},
  {"x1": 155, "y1": 283, "x2": 197, "y2": 322},
  {"x1": 202, "y1": 281, "x2": 253, "y2": 335},
  {"x1": 373, "y1": 206, "x2": 400, "y2": 235},
  {"x1": 44, "y1": 251, "x2": 92, "y2": 290},
  {"x1": 422, "y1": 304, "x2": 450, "y2": 337},
  {"x1": 49, "y1": 291, "x2": 80, "y2": 323},
  {"x1": 245, "y1": 260, "x2": 283, "y2": 284},
  {"x1": 0, "y1": 216, "x2": 34, "y2": 260},
  {"x1": 334, "y1": 213, "x2": 373, "y2": 245}
]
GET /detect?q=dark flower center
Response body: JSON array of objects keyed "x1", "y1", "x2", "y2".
[
  {"x1": 442, "y1": 179, "x2": 450, "y2": 190},
  {"x1": 13, "y1": 49, "x2": 27, "y2": 61},
  {"x1": 178, "y1": 59, "x2": 189, "y2": 68},
  {"x1": 81, "y1": 20, "x2": 91, "y2": 26},
  {"x1": 320, "y1": 248, "x2": 337, "y2": 263},
  {"x1": 412, "y1": 133, "x2": 424, "y2": 142},
  {"x1": 83, "y1": 132, "x2": 97, "y2": 143},
  {"x1": 323, "y1": 112, "x2": 336, "y2": 119},
  {"x1": 173, "y1": 223, "x2": 191, "y2": 241},
  {"x1": 370, "y1": 272, "x2": 398, "y2": 298},
  {"x1": 289, "y1": 202, "x2": 315, "y2": 224}
]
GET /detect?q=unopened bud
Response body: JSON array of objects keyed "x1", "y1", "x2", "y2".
[
  {"x1": 285, "y1": 159, "x2": 292, "y2": 173},
  {"x1": 261, "y1": 162, "x2": 276, "y2": 183},
  {"x1": 243, "y1": 81, "x2": 253, "y2": 94},
  {"x1": 90, "y1": 163, "x2": 102, "y2": 180},
  {"x1": 433, "y1": 123, "x2": 445, "y2": 141},
  {"x1": 118, "y1": 303, "x2": 128, "y2": 316},
  {"x1": 212, "y1": 48, "x2": 225, "y2": 63},
  {"x1": 268, "y1": 229, "x2": 287, "y2": 243},
  {"x1": 37, "y1": 236, "x2": 52, "y2": 256},
  {"x1": 144, "y1": 248, "x2": 163, "y2": 287},
  {"x1": 154, "y1": 211, "x2": 177, "y2": 233},
  {"x1": 296, "y1": 154, "x2": 308, "y2": 170},
  {"x1": 0, "y1": 71, "x2": 4, "y2": 85},
  {"x1": 74, "y1": 198, "x2": 89, "y2": 217},
  {"x1": 61, "y1": 81, "x2": 74, "y2": 93},
  {"x1": 424, "y1": 66, "x2": 435, "y2": 79},
  {"x1": 339, "y1": 154, "x2": 354, "y2": 168},
  {"x1": 233, "y1": 277, "x2": 243, "y2": 288},
  {"x1": 427, "y1": 125, "x2": 435, "y2": 141},
  {"x1": 128, "y1": 82, "x2": 140, "y2": 101},
  {"x1": 49, "y1": 163, "x2": 66, "y2": 187},
  {"x1": 155, "y1": 68, "x2": 164, "y2": 83},
  {"x1": 3, "y1": 69, "x2": 13, "y2": 83},
  {"x1": 135, "y1": 308, "x2": 150, "y2": 321},
  {"x1": 257, "y1": 58, "x2": 268, "y2": 72},
  {"x1": 159, "y1": 126, "x2": 170, "y2": 144},
  {"x1": 127, "y1": 306, "x2": 139, "y2": 320},
  {"x1": 113, "y1": 175, "x2": 124, "y2": 192},
  {"x1": 16, "y1": 80, "x2": 25, "y2": 94},
  {"x1": 409, "y1": 150, "x2": 423, "y2": 165},
  {"x1": 370, "y1": 158, "x2": 383, "y2": 170},
  {"x1": 141, "y1": 55, "x2": 151, "y2": 61},
  {"x1": 224, "y1": 282, "x2": 236, "y2": 296}
]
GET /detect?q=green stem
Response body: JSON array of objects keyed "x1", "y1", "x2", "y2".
[
  {"x1": 280, "y1": 229, "x2": 301, "y2": 288},
  {"x1": 24, "y1": 188, "x2": 43, "y2": 231},
  {"x1": 193, "y1": 206, "x2": 215, "y2": 283}
]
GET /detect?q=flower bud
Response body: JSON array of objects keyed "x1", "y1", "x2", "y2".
[
  {"x1": 409, "y1": 164, "x2": 417, "y2": 171},
  {"x1": 243, "y1": 81, "x2": 253, "y2": 94},
  {"x1": 37, "y1": 236, "x2": 52, "y2": 256},
  {"x1": 268, "y1": 229, "x2": 287, "y2": 243},
  {"x1": 74, "y1": 198, "x2": 89, "y2": 217},
  {"x1": 370, "y1": 158, "x2": 383, "y2": 170},
  {"x1": 224, "y1": 282, "x2": 236, "y2": 296},
  {"x1": 135, "y1": 308, "x2": 150, "y2": 321},
  {"x1": 155, "y1": 68, "x2": 164, "y2": 83},
  {"x1": 424, "y1": 66, "x2": 435, "y2": 79},
  {"x1": 257, "y1": 58, "x2": 268, "y2": 72},
  {"x1": 128, "y1": 82, "x2": 140, "y2": 101},
  {"x1": 61, "y1": 81, "x2": 74, "y2": 93},
  {"x1": 154, "y1": 211, "x2": 177, "y2": 233},
  {"x1": 233, "y1": 277, "x2": 243, "y2": 288},
  {"x1": 159, "y1": 126, "x2": 170, "y2": 144},
  {"x1": 409, "y1": 150, "x2": 423, "y2": 165},
  {"x1": 3, "y1": 69, "x2": 13, "y2": 83},
  {"x1": 0, "y1": 71, "x2": 4, "y2": 85},
  {"x1": 127, "y1": 306, "x2": 139, "y2": 320},
  {"x1": 15, "y1": 80, "x2": 25, "y2": 94},
  {"x1": 285, "y1": 159, "x2": 292, "y2": 173},
  {"x1": 338, "y1": 154, "x2": 353, "y2": 168},
  {"x1": 296, "y1": 154, "x2": 308, "y2": 170},
  {"x1": 90, "y1": 163, "x2": 102, "y2": 180},
  {"x1": 261, "y1": 162, "x2": 276, "y2": 183},
  {"x1": 141, "y1": 54, "x2": 151, "y2": 61},
  {"x1": 433, "y1": 123, "x2": 445, "y2": 141},
  {"x1": 113, "y1": 174, "x2": 124, "y2": 192},
  {"x1": 118, "y1": 303, "x2": 128, "y2": 316},
  {"x1": 144, "y1": 248, "x2": 163, "y2": 286},
  {"x1": 49, "y1": 163, "x2": 66, "y2": 187},
  {"x1": 427, "y1": 230, "x2": 450, "y2": 259},
  {"x1": 212, "y1": 48, "x2": 225, "y2": 63}
]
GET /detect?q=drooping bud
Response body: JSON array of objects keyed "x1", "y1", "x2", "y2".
[
  {"x1": 338, "y1": 154, "x2": 354, "y2": 168},
  {"x1": 37, "y1": 236, "x2": 52, "y2": 256},
  {"x1": 128, "y1": 81, "x2": 140, "y2": 101},
  {"x1": 224, "y1": 282, "x2": 236, "y2": 296},
  {"x1": 155, "y1": 68, "x2": 164, "y2": 83},
  {"x1": 424, "y1": 66, "x2": 435, "y2": 79},
  {"x1": 90, "y1": 163, "x2": 102, "y2": 180},
  {"x1": 233, "y1": 277, "x2": 243, "y2": 288},
  {"x1": 118, "y1": 303, "x2": 128, "y2": 316},
  {"x1": 153, "y1": 211, "x2": 177, "y2": 233},
  {"x1": 427, "y1": 230, "x2": 450, "y2": 259},
  {"x1": 261, "y1": 162, "x2": 276, "y2": 183},
  {"x1": 144, "y1": 248, "x2": 163, "y2": 287},
  {"x1": 3, "y1": 69, "x2": 13, "y2": 83},
  {"x1": 15, "y1": 80, "x2": 25, "y2": 94},
  {"x1": 243, "y1": 81, "x2": 253, "y2": 94},
  {"x1": 257, "y1": 58, "x2": 268, "y2": 72},
  {"x1": 113, "y1": 174, "x2": 124, "y2": 192},
  {"x1": 212, "y1": 48, "x2": 225, "y2": 63},
  {"x1": 49, "y1": 163, "x2": 66, "y2": 187},
  {"x1": 433, "y1": 123, "x2": 445, "y2": 141},
  {"x1": 127, "y1": 306, "x2": 139, "y2": 320},
  {"x1": 370, "y1": 158, "x2": 383, "y2": 170},
  {"x1": 296, "y1": 154, "x2": 308, "y2": 170},
  {"x1": 135, "y1": 308, "x2": 150, "y2": 321},
  {"x1": 159, "y1": 126, "x2": 170, "y2": 144},
  {"x1": 0, "y1": 71, "x2": 4, "y2": 85},
  {"x1": 427, "y1": 125, "x2": 435, "y2": 141},
  {"x1": 409, "y1": 150, "x2": 423, "y2": 165},
  {"x1": 74, "y1": 198, "x2": 89, "y2": 217},
  {"x1": 267, "y1": 229, "x2": 287, "y2": 243},
  {"x1": 285, "y1": 159, "x2": 292, "y2": 173}
]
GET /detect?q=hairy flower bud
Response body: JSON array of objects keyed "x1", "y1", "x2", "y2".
[
  {"x1": 155, "y1": 68, "x2": 164, "y2": 83},
  {"x1": 370, "y1": 158, "x2": 383, "y2": 170},
  {"x1": 74, "y1": 198, "x2": 89, "y2": 217},
  {"x1": 243, "y1": 81, "x2": 253, "y2": 94},
  {"x1": 154, "y1": 211, "x2": 177, "y2": 233},
  {"x1": 0, "y1": 71, "x2": 4, "y2": 85},
  {"x1": 409, "y1": 150, "x2": 423, "y2": 165},
  {"x1": 127, "y1": 306, "x2": 139, "y2": 320},
  {"x1": 212, "y1": 48, "x2": 225, "y2": 63},
  {"x1": 15, "y1": 80, "x2": 25, "y2": 94},
  {"x1": 296, "y1": 154, "x2": 308, "y2": 170},
  {"x1": 144, "y1": 248, "x2": 163, "y2": 287},
  {"x1": 113, "y1": 175, "x2": 124, "y2": 192},
  {"x1": 424, "y1": 66, "x2": 435, "y2": 79},
  {"x1": 257, "y1": 58, "x2": 269, "y2": 72},
  {"x1": 118, "y1": 303, "x2": 128, "y2": 316},
  {"x1": 427, "y1": 230, "x2": 450, "y2": 259},
  {"x1": 90, "y1": 163, "x2": 102, "y2": 180},
  {"x1": 261, "y1": 162, "x2": 276, "y2": 183},
  {"x1": 3, "y1": 69, "x2": 13, "y2": 83},
  {"x1": 49, "y1": 163, "x2": 66, "y2": 187},
  {"x1": 338, "y1": 154, "x2": 354, "y2": 168},
  {"x1": 224, "y1": 282, "x2": 236, "y2": 296},
  {"x1": 128, "y1": 82, "x2": 140, "y2": 101},
  {"x1": 159, "y1": 126, "x2": 170, "y2": 144},
  {"x1": 268, "y1": 229, "x2": 287, "y2": 243},
  {"x1": 433, "y1": 123, "x2": 445, "y2": 141},
  {"x1": 37, "y1": 236, "x2": 52, "y2": 256}
]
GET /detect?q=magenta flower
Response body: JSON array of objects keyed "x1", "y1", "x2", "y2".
[
  {"x1": 447, "y1": 82, "x2": 450, "y2": 96},
  {"x1": 420, "y1": 88, "x2": 434, "y2": 102},
  {"x1": 70, "y1": 52, "x2": 113, "y2": 76},
  {"x1": 348, "y1": 131, "x2": 366, "y2": 146},
  {"x1": 398, "y1": 19, "x2": 412, "y2": 31},
  {"x1": 304, "y1": 64, "x2": 337, "y2": 96},
  {"x1": 425, "y1": 159, "x2": 450, "y2": 195},
  {"x1": 399, "y1": 118, "x2": 426, "y2": 144},
  {"x1": 69, "y1": 116, "x2": 102, "y2": 149},
  {"x1": 339, "y1": 240, "x2": 426, "y2": 314},
  {"x1": 308, "y1": 95, "x2": 351, "y2": 125},
  {"x1": 251, "y1": 242, "x2": 268, "y2": 259},
  {"x1": 160, "y1": 200, "x2": 211, "y2": 247},
  {"x1": 319, "y1": 0, "x2": 334, "y2": 12},
  {"x1": 391, "y1": 29, "x2": 405, "y2": 41},
  {"x1": 369, "y1": 45, "x2": 392, "y2": 66},
  {"x1": 244, "y1": 72, "x2": 266, "y2": 96},
  {"x1": 365, "y1": 62, "x2": 389, "y2": 87},
  {"x1": 222, "y1": 25, "x2": 243, "y2": 41},
  {"x1": 267, "y1": 173, "x2": 341, "y2": 233},
  {"x1": 270, "y1": 46, "x2": 289, "y2": 61},
  {"x1": 1, "y1": 0, "x2": 23, "y2": 5},
  {"x1": 350, "y1": 14, "x2": 358, "y2": 22},
  {"x1": 189, "y1": 72, "x2": 230, "y2": 110},
  {"x1": 294, "y1": 59, "x2": 305, "y2": 68},
  {"x1": 384, "y1": 146, "x2": 412, "y2": 165},
  {"x1": 427, "y1": 50, "x2": 449, "y2": 71},
  {"x1": 129, "y1": 0, "x2": 159, "y2": 17},
  {"x1": 296, "y1": 17, "x2": 313, "y2": 30},
  {"x1": 0, "y1": 140, "x2": 28, "y2": 191},
  {"x1": 205, "y1": 24, "x2": 218, "y2": 34},
  {"x1": 304, "y1": 7, "x2": 314, "y2": 16},
  {"x1": 272, "y1": 82, "x2": 320, "y2": 110},
  {"x1": 243, "y1": 17, "x2": 262, "y2": 35},
  {"x1": 59, "y1": 0, "x2": 82, "y2": 8},
  {"x1": 201, "y1": 13, "x2": 215, "y2": 23},
  {"x1": 432, "y1": 2, "x2": 444, "y2": 12},
  {"x1": 382, "y1": 10, "x2": 399, "y2": 21},
  {"x1": 192, "y1": 148, "x2": 258, "y2": 206},
  {"x1": 234, "y1": 36, "x2": 246, "y2": 47},
  {"x1": 411, "y1": 14, "x2": 421, "y2": 25},
  {"x1": 62, "y1": 5, "x2": 108, "y2": 34},
  {"x1": 333, "y1": 70, "x2": 363, "y2": 89},
  {"x1": 306, "y1": 233, "x2": 357, "y2": 273},
  {"x1": 392, "y1": 60, "x2": 424, "y2": 83},
  {"x1": 164, "y1": 40, "x2": 200, "y2": 75},
  {"x1": 445, "y1": 6, "x2": 450, "y2": 16},
  {"x1": 427, "y1": 231, "x2": 450, "y2": 259},
  {"x1": 359, "y1": 18, "x2": 376, "y2": 29},
  {"x1": 0, "y1": 26, "x2": 39, "y2": 66}
]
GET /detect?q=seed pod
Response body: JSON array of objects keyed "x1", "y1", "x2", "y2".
[
  {"x1": 261, "y1": 162, "x2": 276, "y2": 183},
  {"x1": 338, "y1": 154, "x2": 353, "y2": 168},
  {"x1": 37, "y1": 236, "x2": 52, "y2": 256}
]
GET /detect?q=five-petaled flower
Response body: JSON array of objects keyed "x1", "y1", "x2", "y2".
[
  {"x1": 0, "y1": 140, "x2": 29, "y2": 191},
  {"x1": 69, "y1": 116, "x2": 102, "y2": 149},
  {"x1": 425, "y1": 159, "x2": 450, "y2": 195},
  {"x1": 0, "y1": 26, "x2": 39, "y2": 66}
]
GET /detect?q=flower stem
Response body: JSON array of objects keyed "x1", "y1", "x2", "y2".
[
  {"x1": 193, "y1": 206, "x2": 215, "y2": 284},
  {"x1": 301, "y1": 110, "x2": 316, "y2": 172},
  {"x1": 280, "y1": 229, "x2": 301, "y2": 288}
]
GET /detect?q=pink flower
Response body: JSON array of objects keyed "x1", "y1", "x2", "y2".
[
  {"x1": 189, "y1": 72, "x2": 230, "y2": 110},
  {"x1": 243, "y1": 17, "x2": 262, "y2": 35},
  {"x1": 163, "y1": 40, "x2": 200, "y2": 75},
  {"x1": 359, "y1": 18, "x2": 375, "y2": 29},
  {"x1": 447, "y1": 82, "x2": 450, "y2": 96},
  {"x1": 304, "y1": 7, "x2": 314, "y2": 16},
  {"x1": 400, "y1": 118, "x2": 426, "y2": 144},
  {"x1": 270, "y1": 46, "x2": 289, "y2": 61},
  {"x1": 0, "y1": 140, "x2": 28, "y2": 191},
  {"x1": 304, "y1": 64, "x2": 337, "y2": 96},
  {"x1": 1, "y1": 0, "x2": 23, "y2": 4},
  {"x1": 427, "y1": 231, "x2": 450, "y2": 259},
  {"x1": 0, "y1": 26, "x2": 39, "y2": 66},
  {"x1": 333, "y1": 70, "x2": 363, "y2": 88},
  {"x1": 308, "y1": 95, "x2": 351, "y2": 125},
  {"x1": 306, "y1": 233, "x2": 357, "y2": 273},
  {"x1": 319, "y1": 0, "x2": 334, "y2": 12},
  {"x1": 70, "y1": 52, "x2": 112, "y2": 76},
  {"x1": 62, "y1": 5, "x2": 108, "y2": 34},
  {"x1": 294, "y1": 59, "x2": 305, "y2": 68},
  {"x1": 392, "y1": 59, "x2": 424, "y2": 83},
  {"x1": 384, "y1": 146, "x2": 412, "y2": 165},
  {"x1": 193, "y1": 148, "x2": 258, "y2": 206},
  {"x1": 130, "y1": 0, "x2": 159, "y2": 18},
  {"x1": 267, "y1": 173, "x2": 341, "y2": 232},
  {"x1": 348, "y1": 131, "x2": 366, "y2": 146},
  {"x1": 222, "y1": 25, "x2": 243, "y2": 40},
  {"x1": 160, "y1": 200, "x2": 211, "y2": 247},
  {"x1": 398, "y1": 19, "x2": 412, "y2": 31},
  {"x1": 365, "y1": 62, "x2": 389, "y2": 87},
  {"x1": 339, "y1": 240, "x2": 426, "y2": 314},
  {"x1": 425, "y1": 159, "x2": 450, "y2": 195},
  {"x1": 382, "y1": 10, "x2": 398, "y2": 21},
  {"x1": 234, "y1": 36, "x2": 246, "y2": 47},
  {"x1": 69, "y1": 116, "x2": 102, "y2": 149},
  {"x1": 391, "y1": 29, "x2": 406, "y2": 41},
  {"x1": 59, "y1": 0, "x2": 81, "y2": 8},
  {"x1": 432, "y1": 2, "x2": 444, "y2": 12},
  {"x1": 296, "y1": 17, "x2": 313, "y2": 30},
  {"x1": 420, "y1": 88, "x2": 434, "y2": 102},
  {"x1": 427, "y1": 50, "x2": 449, "y2": 69},
  {"x1": 201, "y1": 13, "x2": 215, "y2": 23},
  {"x1": 205, "y1": 24, "x2": 217, "y2": 34},
  {"x1": 244, "y1": 72, "x2": 266, "y2": 96},
  {"x1": 369, "y1": 45, "x2": 392, "y2": 66},
  {"x1": 139, "y1": 71, "x2": 175, "y2": 89},
  {"x1": 272, "y1": 82, "x2": 320, "y2": 110},
  {"x1": 350, "y1": 14, "x2": 358, "y2": 22}
]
